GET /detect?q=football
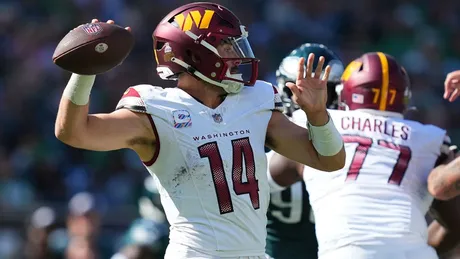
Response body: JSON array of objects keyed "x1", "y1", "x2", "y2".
[{"x1": 52, "y1": 22, "x2": 134, "y2": 75}]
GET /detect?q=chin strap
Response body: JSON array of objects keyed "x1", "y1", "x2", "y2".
[
  {"x1": 221, "y1": 79, "x2": 244, "y2": 93},
  {"x1": 170, "y1": 56, "x2": 245, "y2": 93}
]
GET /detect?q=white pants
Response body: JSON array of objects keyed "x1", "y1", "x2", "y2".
[
  {"x1": 319, "y1": 245, "x2": 438, "y2": 259},
  {"x1": 165, "y1": 243, "x2": 267, "y2": 259}
]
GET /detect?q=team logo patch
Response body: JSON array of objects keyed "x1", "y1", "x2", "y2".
[
  {"x1": 81, "y1": 23, "x2": 103, "y2": 35},
  {"x1": 173, "y1": 110, "x2": 192, "y2": 128},
  {"x1": 212, "y1": 113, "x2": 223, "y2": 123}
]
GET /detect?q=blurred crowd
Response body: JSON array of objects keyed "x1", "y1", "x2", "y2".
[{"x1": 1, "y1": 0, "x2": 460, "y2": 258}]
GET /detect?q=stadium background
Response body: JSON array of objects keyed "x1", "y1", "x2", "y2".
[{"x1": 1, "y1": 0, "x2": 460, "y2": 258}]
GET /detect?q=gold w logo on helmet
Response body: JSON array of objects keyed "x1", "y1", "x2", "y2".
[
  {"x1": 174, "y1": 10, "x2": 215, "y2": 31},
  {"x1": 341, "y1": 60, "x2": 362, "y2": 81}
]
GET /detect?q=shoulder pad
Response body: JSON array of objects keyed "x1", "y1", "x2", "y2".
[
  {"x1": 252, "y1": 80, "x2": 284, "y2": 112},
  {"x1": 116, "y1": 84, "x2": 166, "y2": 113}
]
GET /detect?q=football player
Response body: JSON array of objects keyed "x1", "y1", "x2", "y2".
[
  {"x1": 424, "y1": 70, "x2": 460, "y2": 199},
  {"x1": 54, "y1": 2, "x2": 345, "y2": 258},
  {"x1": 266, "y1": 43, "x2": 344, "y2": 259},
  {"x1": 268, "y1": 52, "x2": 454, "y2": 259}
]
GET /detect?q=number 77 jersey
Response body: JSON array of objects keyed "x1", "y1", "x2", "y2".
[{"x1": 292, "y1": 109, "x2": 450, "y2": 256}]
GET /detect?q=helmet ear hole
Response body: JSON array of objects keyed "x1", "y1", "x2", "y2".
[
  {"x1": 185, "y1": 49, "x2": 201, "y2": 64},
  {"x1": 185, "y1": 49, "x2": 192, "y2": 57},
  {"x1": 208, "y1": 36, "x2": 216, "y2": 43},
  {"x1": 155, "y1": 41, "x2": 165, "y2": 51}
]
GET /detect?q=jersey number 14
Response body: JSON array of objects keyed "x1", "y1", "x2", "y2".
[{"x1": 198, "y1": 137, "x2": 260, "y2": 214}]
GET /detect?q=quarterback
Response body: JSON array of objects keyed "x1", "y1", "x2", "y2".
[{"x1": 54, "y1": 2, "x2": 345, "y2": 259}]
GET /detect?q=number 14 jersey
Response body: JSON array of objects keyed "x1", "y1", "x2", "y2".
[
  {"x1": 292, "y1": 109, "x2": 450, "y2": 255},
  {"x1": 116, "y1": 81, "x2": 283, "y2": 257}
]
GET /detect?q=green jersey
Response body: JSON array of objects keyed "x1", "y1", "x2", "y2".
[{"x1": 266, "y1": 181, "x2": 318, "y2": 259}]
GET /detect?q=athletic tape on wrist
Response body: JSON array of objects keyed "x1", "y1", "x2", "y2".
[
  {"x1": 63, "y1": 74, "x2": 96, "y2": 105},
  {"x1": 307, "y1": 113, "x2": 343, "y2": 156}
]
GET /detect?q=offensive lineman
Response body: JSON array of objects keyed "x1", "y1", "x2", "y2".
[
  {"x1": 54, "y1": 2, "x2": 345, "y2": 259},
  {"x1": 269, "y1": 52, "x2": 452, "y2": 259}
]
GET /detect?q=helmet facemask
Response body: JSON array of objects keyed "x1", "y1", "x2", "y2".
[
  {"x1": 215, "y1": 31, "x2": 259, "y2": 93},
  {"x1": 335, "y1": 83, "x2": 350, "y2": 111}
]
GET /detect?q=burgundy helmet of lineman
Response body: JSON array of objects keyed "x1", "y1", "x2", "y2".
[
  {"x1": 152, "y1": 2, "x2": 259, "y2": 93},
  {"x1": 336, "y1": 52, "x2": 411, "y2": 114}
]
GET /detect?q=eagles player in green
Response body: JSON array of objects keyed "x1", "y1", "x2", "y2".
[{"x1": 266, "y1": 43, "x2": 344, "y2": 259}]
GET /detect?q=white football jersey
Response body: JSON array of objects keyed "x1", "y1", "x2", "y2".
[
  {"x1": 291, "y1": 109, "x2": 450, "y2": 256},
  {"x1": 116, "y1": 80, "x2": 283, "y2": 257}
]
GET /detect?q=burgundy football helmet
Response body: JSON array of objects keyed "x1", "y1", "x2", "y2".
[
  {"x1": 336, "y1": 52, "x2": 411, "y2": 114},
  {"x1": 152, "y1": 2, "x2": 259, "y2": 93}
]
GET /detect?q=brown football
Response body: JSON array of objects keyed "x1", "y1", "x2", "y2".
[{"x1": 52, "y1": 22, "x2": 134, "y2": 75}]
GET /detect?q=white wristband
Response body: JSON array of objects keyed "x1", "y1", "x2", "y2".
[
  {"x1": 63, "y1": 73, "x2": 96, "y2": 105},
  {"x1": 308, "y1": 113, "x2": 343, "y2": 156}
]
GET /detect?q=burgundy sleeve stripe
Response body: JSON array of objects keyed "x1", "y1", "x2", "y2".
[{"x1": 143, "y1": 115, "x2": 160, "y2": 166}]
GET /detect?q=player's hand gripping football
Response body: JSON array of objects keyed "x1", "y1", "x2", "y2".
[
  {"x1": 285, "y1": 53, "x2": 331, "y2": 125},
  {"x1": 444, "y1": 70, "x2": 460, "y2": 102},
  {"x1": 53, "y1": 18, "x2": 133, "y2": 75}
]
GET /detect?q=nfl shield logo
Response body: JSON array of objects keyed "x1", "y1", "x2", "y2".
[
  {"x1": 212, "y1": 113, "x2": 223, "y2": 123},
  {"x1": 81, "y1": 23, "x2": 103, "y2": 35}
]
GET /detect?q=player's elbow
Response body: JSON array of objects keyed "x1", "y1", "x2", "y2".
[
  {"x1": 54, "y1": 123, "x2": 84, "y2": 148},
  {"x1": 320, "y1": 163, "x2": 343, "y2": 172},
  {"x1": 318, "y1": 148, "x2": 346, "y2": 172}
]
